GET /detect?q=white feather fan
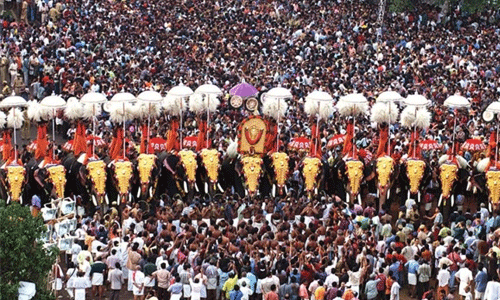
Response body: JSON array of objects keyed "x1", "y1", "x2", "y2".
[
  {"x1": 336, "y1": 100, "x2": 368, "y2": 117},
  {"x1": 414, "y1": 108, "x2": 431, "y2": 130},
  {"x1": 189, "y1": 94, "x2": 204, "y2": 114},
  {"x1": 0, "y1": 111, "x2": 6, "y2": 128},
  {"x1": 64, "y1": 97, "x2": 84, "y2": 120},
  {"x1": 400, "y1": 106, "x2": 416, "y2": 128},
  {"x1": 477, "y1": 158, "x2": 490, "y2": 172},
  {"x1": 456, "y1": 155, "x2": 469, "y2": 169},
  {"x1": 134, "y1": 102, "x2": 162, "y2": 119},
  {"x1": 7, "y1": 108, "x2": 23, "y2": 129},
  {"x1": 109, "y1": 103, "x2": 135, "y2": 124},
  {"x1": 163, "y1": 95, "x2": 187, "y2": 116},
  {"x1": 227, "y1": 138, "x2": 238, "y2": 159},
  {"x1": 27, "y1": 100, "x2": 42, "y2": 122},
  {"x1": 438, "y1": 155, "x2": 449, "y2": 165},
  {"x1": 370, "y1": 102, "x2": 399, "y2": 124},
  {"x1": 262, "y1": 98, "x2": 288, "y2": 120},
  {"x1": 304, "y1": 99, "x2": 335, "y2": 120},
  {"x1": 188, "y1": 94, "x2": 220, "y2": 114},
  {"x1": 83, "y1": 103, "x2": 102, "y2": 119}
]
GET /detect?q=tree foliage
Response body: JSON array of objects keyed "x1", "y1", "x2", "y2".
[
  {"x1": 0, "y1": 201, "x2": 59, "y2": 300},
  {"x1": 389, "y1": 0, "x2": 500, "y2": 13}
]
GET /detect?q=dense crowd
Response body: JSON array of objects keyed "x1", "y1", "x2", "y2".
[{"x1": 3, "y1": 0, "x2": 500, "y2": 300}]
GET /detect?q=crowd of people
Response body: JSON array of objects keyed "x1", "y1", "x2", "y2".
[{"x1": 2, "y1": 0, "x2": 500, "y2": 300}]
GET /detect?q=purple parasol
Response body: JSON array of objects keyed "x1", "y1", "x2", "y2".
[{"x1": 229, "y1": 82, "x2": 259, "y2": 98}]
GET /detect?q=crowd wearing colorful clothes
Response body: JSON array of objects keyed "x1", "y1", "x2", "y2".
[{"x1": 3, "y1": 0, "x2": 500, "y2": 300}]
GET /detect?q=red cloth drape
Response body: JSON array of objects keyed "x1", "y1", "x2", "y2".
[
  {"x1": 73, "y1": 121, "x2": 87, "y2": 156},
  {"x1": 310, "y1": 123, "x2": 322, "y2": 158},
  {"x1": 35, "y1": 123, "x2": 48, "y2": 160},
  {"x1": 196, "y1": 119, "x2": 207, "y2": 152},
  {"x1": 110, "y1": 127, "x2": 123, "y2": 160},
  {"x1": 408, "y1": 130, "x2": 422, "y2": 159},
  {"x1": 140, "y1": 124, "x2": 148, "y2": 154},
  {"x1": 342, "y1": 120, "x2": 357, "y2": 158},
  {"x1": 265, "y1": 119, "x2": 277, "y2": 153},
  {"x1": 376, "y1": 127, "x2": 388, "y2": 158},
  {"x1": 166, "y1": 119, "x2": 180, "y2": 151},
  {"x1": 487, "y1": 131, "x2": 496, "y2": 159},
  {"x1": 2, "y1": 131, "x2": 12, "y2": 160}
]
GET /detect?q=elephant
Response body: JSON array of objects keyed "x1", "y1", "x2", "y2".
[
  {"x1": 270, "y1": 152, "x2": 290, "y2": 197},
  {"x1": 344, "y1": 159, "x2": 365, "y2": 204},
  {"x1": 437, "y1": 155, "x2": 470, "y2": 207},
  {"x1": 199, "y1": 148, "x2": 223, "y2": 195},
  {"x1": 240, "y1": 155, "x2": 263, "y2": 197},
  {"x1": 136, "y1": 153, "x2": 160, "y2": 201},
  {"x1": 301, "y1": 156, "x2": 322, "y2": 196}
]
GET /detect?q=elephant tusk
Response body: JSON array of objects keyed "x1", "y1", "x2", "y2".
[
  {"x1": 377, "y1": 189, "x2": 379, "y2": 198},
  {"x1": 417, "y1": 191, "x2": 421, "y2": 203},
  {"x1": 105, "y1": 194, "x2": 109, "y2": 205},
  {"x1": 183, "y1": 181, "x2": 188, "y2": 193},
  {"x1": 19, "y1": 195, "x2": 22, "y2": 205},
  {"x1": 137, "y1": 188, "x2": 141, "y2": 199},
  {"x1": 129, "y1": 193, "x2": 132, "y2": 203},
  {"x1": 284, "y1": 185, "x2": 288, "y2": 194},
  {"x1": 272, "y1": 185, "x2": 276, "y2": 198},
  {"x1": 149, "y1": 187, "x2": 153, "y2": 198},
  {"x1": 195, "y1": 184, "x2": 199, "y2": 193},
  {"x1": 92, "y1": 195, "x2": 97, "y2": 206},
  {"x1": 451, "y1": 195, "x2": 454, "y2": 207},
  {"x1": 407, "y1": 190, "x2": 410, "y2": 202},
  {"x1": 205, "y1": 182, "x2": 208, "y2": 194},
  {"x1": 217, "y1": 183, "x2": 224, "y2": 193},
  {"x1": 357, "y1": 194, "x2": 361, "y2": 206},
  {"x1": 117, "y1": 194, "x2": 120, "y2": 204},
  {"x1": 489, "y1": 202, "x2": 492, "y2": 212},
  {"x1": 346, "y1": 192, "x2": 349, "y2": 203},
  {"x1": 6, "y1": 195, "x2": 10, "y2": 204},
  {"x1": 387, "y1": 189, "x2": 390, "y2": 199}
]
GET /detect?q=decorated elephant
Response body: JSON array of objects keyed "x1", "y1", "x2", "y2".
[
  {"x1": 437, "y1": 155, "x2": 469, "y2": 207},
  {"x1": 270, "y1": 152, "x2": 290, "y2": 197},
  {"x1": 136, "y1": 153, "x2": 159, "y2": 200},
  {"x1": 240, "y1": 155, "x2": 263, "y2": 197},
  {"x1": 344, "y1": 159, "x2": 364, "y2": 204},
  {"x1": 199, "y1": 148, "x2": 222, "y2": 194},
  {"x1": 301, "y1": 156, "x2": 321, "y2": 196}
]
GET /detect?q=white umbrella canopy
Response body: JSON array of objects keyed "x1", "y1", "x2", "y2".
[
  {"x1": 306, "y1": 90, "x2": 333, "y2": 102},
  {"x1": 486, "y1": 101, "x2": 500, "y2": 113},
  {"x1": 377, "y1": 91, "x2": 403, "y2": 103},
  {"x1": 110, "y1": 92, "x2": 136, "y2": 103},
  {"x1": 340, "y1": 93, "x2": 367, "y2": 104},
  {"x1": 1, "y1": 95, "x2": 27, "y2": 107},
  {"x1": 167, "y1": 83, "x2": 194, "y2": 98},
  {"x1": 194, "y1": 83, "x2": 222, "y2": 96},
  {"x1": 444, "y1": 95, "x2": 470, "y2": 108},
  {"x1": 265, "y1": 86, "x2": 292, "y2": 99},
  {"x1": 80, "y1": 92, "x2": 107, "y2": 104},
  {"x1": 404, "y1": 94, "x2": 429, "y2": 107},
  {"x1": 137, "y1": 90, "x2": 163, "y2": 103},
  {"x1": 40, "y1": 95, "x2": 66, "y2": 108}
]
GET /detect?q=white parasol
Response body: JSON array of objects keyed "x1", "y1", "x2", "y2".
[
  {"x1": 137, "y1": 90, "x2": 163, "y2": 154},
  {"x1": 166, "y1": 83, "x2": 194, "y2": 148},
  {"x1": 262, "y1": 85, "x2": 292, "y2": 151},
  {"x1": 110, "y1": 92, "x2": 137, "y2": 158},
  {"x1": 81, "y1": 92, "x2": 107, "y2": 157},
  {"x1": 305, "y1": 89, "x2": 334, "y2": 157},
  {"x1": 194, "y1": 83, "x2": 222, "y2": 148},
  {"x1": 444, "y1": 95, "x2": 471, "y2": 156},
  {"x1": 0, "y1": 94, "x2": 27, "y2": 162},
  {"x1": 41, "y1": 94, "x2": 66, "y2": 159},
  {"x1": 336, "y1": 93, "x2": 368, "y2": 157}
]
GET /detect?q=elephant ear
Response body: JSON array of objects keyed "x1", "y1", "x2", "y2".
[{"x1": 227, "y1": 138, "x2": 238, "y2": 159}]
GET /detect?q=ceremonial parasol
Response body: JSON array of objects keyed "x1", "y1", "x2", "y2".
[
  {"x1": 166, "y1": 82, "x2": 193, "y2": 148},
  {"x1": 485, "y1": 101, "x2": 500, "y2": 163},
  {"x1": 137, "y1": 90, "x2": 163, "y2": 154},
  {"x1": 337, "y1": 93, "x2": 368, "y2": 157},
  {"x1": 81, "y1": 92, "x2": 107, "y2": 157},
  {"x1": 444, "y1": 95, "x2": 470, "y2": 155},
  {"x1": 182, "y1": 136, "x2": 198, "y2": 148},
  {"x1": 420, "y1": 139, "x2": 442, "y2": 151},
  {"x1": 0, "y1": 95, "x2": 27, "y2": 162},
  {"x1": 376, "y1": 90, "x2": 403, "y2": 155},
  {"x1": 40, "y1": 94, "x2": 66, "y2": 159},
  {"x1": 86, "y1": 135, "x2": 106, "y2": 147},
  {"x1": 194, "y1": 83, "x2": 222, "y2": 147},
  {"x1": 462, "y1": 139, "x2": 486, "y2": 152},
  {"x1": 230, "y1": 82, "x2": 258, "y2": 98},
  {"x1": 289, "y1": 137, "x2": 311, "y2": 151},
  {"x1": 110, "y1": 92, "x2": 136, "y2": 158},
  {"x1": 261, "y1": 85, "x2": 292, "y2": 151},
  {"x1": 403, "y1": 94, "x2": 430, "y2": 158},
  {"x1": 305, "y1": 89, "x2": 334, "y2": 156},
  {"x1": 327, "y1": 134, "x2": 345, "y2": 148},
  {"x1": 148, "y1": 137, "x2": 167, "y2": 153}
]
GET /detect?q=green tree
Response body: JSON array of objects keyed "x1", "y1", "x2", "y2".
[
  {"x1": 389, "y1": 0, "x2": 500, "y2": 13},
  {"x1": 0, "y1": 201, "x2": 59, "y2": 300}
]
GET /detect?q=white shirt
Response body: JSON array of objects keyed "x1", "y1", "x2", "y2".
[
  {"x1": 455, "y1": 267, "x2": 473, "y2": 296},
  {"x1": 325, "y1": 273, "x2": 339, "y2": 288},
  {"x1": 390, "y1": 281, "x2": 400, "y2": 300},
  {"x1": 485, "y1": 281, "x2": 500, "y2": 300},
  {"x1": 437, "y1": 269, "x2": 451, "y2": 287}
]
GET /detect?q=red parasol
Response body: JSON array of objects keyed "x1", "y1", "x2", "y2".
[
  {"x1": 462, "y1": 138, "x2": 486, "y2": 152},
  {"x1": 420, "y1": 139, "x2": 441, "y2": 151},
  {"x1": 289, "y1": 137, "x2": 311, "y2": 151},
  {"x1": 86, "y1": 135, "x2": 107, "y2": 147},
  {"x1": 148, "y1": 137, "x2": 167, "y2": 152},
  {"x1": 182, "y1": 136, "x2": 198, "y2": 149},
  {"x1": 63, "y1": 140, "x2": 74, "y2": 152},
  {"x1": 327, "y1": 134, "x2": 345, "y2": 148}
]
